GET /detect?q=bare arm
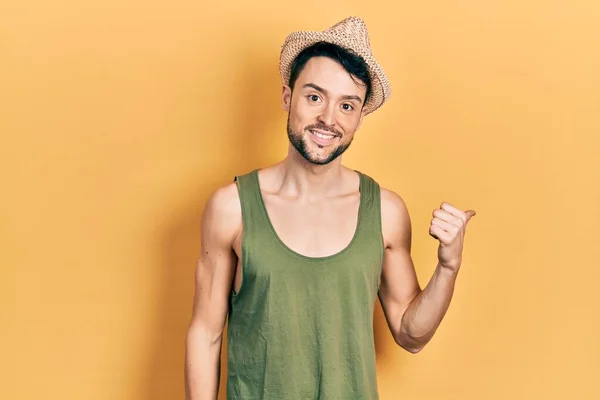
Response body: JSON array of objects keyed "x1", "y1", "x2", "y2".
[
  {"x1": 185, "y1": 183, "x2": 241, "y2": 400},
  {"x1": 378, "y1": 189, "x2": 459, "y2": 354}
]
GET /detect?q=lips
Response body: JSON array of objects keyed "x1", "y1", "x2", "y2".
[{"x1": 309, "y1": 129, "x2": 338, "y2": 146}]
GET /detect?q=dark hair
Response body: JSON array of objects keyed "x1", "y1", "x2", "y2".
[{"x1": 288, "y1": 42, "x2": 372, "y2": 107}]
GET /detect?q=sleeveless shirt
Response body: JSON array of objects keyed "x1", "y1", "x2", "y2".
[{"x1": 227, "y1": 169, "x2": 384, "y2": 400}]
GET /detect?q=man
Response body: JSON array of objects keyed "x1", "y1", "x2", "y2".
[{"x1": 185, "y1": 16, "x2": 476, "y2": 400}]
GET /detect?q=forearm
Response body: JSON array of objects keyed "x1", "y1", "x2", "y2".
[
  {"x1": 398, "y1": 263, "x2": 458, "y2": 351},
  {"x1": 185, "y1": 323, "x2": 222, "y2": 400}
]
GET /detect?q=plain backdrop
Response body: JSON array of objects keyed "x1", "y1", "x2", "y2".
[{"x1": 2, "y1": 1, "x2": 599, "y2": 399}]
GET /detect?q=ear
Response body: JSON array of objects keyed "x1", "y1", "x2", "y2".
[{"x1": 282, "y1": 85, "x2": 292, "y2": 112}]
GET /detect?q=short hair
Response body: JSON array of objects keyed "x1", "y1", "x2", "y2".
[{"x1": 288, "y1": 42, "x2": 372, "y2": 107}]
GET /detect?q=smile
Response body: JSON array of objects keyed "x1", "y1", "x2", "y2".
[
  {"x1": 312, "y1": 130, "x2": 335, "y2": 139},
  {"x1": 308, "y1": 129, "x2": 338, "y2": 146}
]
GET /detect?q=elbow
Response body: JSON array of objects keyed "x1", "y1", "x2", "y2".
[
  {"x1": 403, "y1": 344, "x2": 424, "y2": 354},
  {"x1": 393, "y1": 333, "x2": 426, "y2": 354},
  {"x1": 186, "y1": 321, "x2": 223, "y2": 348},
  {"x1": 397, "y1": 339, "x2": 424, "y2": 354}
]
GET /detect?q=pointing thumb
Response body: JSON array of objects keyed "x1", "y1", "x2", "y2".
[{"x1": 465, "y1": 210, "x2": 477, "y2": 222}]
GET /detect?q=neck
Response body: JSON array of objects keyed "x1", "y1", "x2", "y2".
[{"x1": 276, "y1": 146, "x2": 346, "y2": 200}]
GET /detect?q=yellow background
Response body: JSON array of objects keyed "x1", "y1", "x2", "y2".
[{"x1": 2, "y1": 1, "x2": 599, "y2": 399}]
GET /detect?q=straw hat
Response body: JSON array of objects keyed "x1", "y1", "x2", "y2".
[{"x1": 279, "y1": 16, "x2": 391, "y2": 115}]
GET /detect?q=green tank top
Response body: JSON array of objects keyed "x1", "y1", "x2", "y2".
[{"x1": 227, "y1": 169, "x2": 384, "y2": 399}]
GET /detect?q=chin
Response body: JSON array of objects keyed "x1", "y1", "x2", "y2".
[
  {"x1": 306, "y1": 157, "x2": 333, "y2": 166},
  {"x1": 304, "y1": 151, "x2": 339, "y2": 166}
]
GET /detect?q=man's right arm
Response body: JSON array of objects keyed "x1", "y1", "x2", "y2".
[{"x1": 185, "y1": 183, "x2": 241, "y2": 400}]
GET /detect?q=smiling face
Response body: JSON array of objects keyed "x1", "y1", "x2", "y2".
[{"x1": 283, "y1": 56, "x2": 368, "y2": 165}]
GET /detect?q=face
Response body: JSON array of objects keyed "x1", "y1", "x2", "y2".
[{"x1": 282, "y1": 56, "x2": 367, "y2": 165}]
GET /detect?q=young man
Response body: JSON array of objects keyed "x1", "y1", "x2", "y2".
[{"x1": 185, "y1": 16, "x2": 476, "y2": 400}]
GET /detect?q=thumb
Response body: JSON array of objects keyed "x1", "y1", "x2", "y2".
[{"x1": 465, "y1": 210, "x2": 477, "y2": 222}]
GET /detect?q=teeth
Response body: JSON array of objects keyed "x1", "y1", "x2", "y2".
[{"x1": 313, "y1": 130, "x2": 334, "y2": 139}]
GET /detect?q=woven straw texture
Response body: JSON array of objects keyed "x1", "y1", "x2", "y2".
[{"x1": 279, "y1": 16, "x2": 391, "y2": 115}]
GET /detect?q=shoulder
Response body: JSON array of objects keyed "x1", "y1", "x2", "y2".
[
  {"x1": 201, "y1": 181, "x2": 242, "y2": 243},
  {"x1": 380, "y1": 187, "x2": 409, "y2": 219},
  {"x1": 355, "y1": 170, "x2": 410, "y2": 224},
  {"x1": 379, "y1": 186, "x2": 412, "y2": 250}
]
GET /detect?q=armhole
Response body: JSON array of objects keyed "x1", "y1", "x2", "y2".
[
  {"x1": 360, "y1": 172, "x2": 385, "y2": 250},
  {"x1": 356, "y1": 171, "x2": 385, "y2": 287},
  {"x1": 231, "y1": 175, "x2": 246, "y2": 298},
  {"x1": 373, "y1": 180, "x2": 385, "y2": 283}
]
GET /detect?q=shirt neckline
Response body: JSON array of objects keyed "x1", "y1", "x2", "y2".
[{"x1": 252, "y1": 169, "x2": 364, "y2": 263}]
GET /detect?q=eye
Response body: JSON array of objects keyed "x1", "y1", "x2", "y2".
[
  {"x1": 307, "y1": 94, "x2": 321, "y2": 102},
  {"x1": 342, "y1": 103, "x2": 354, "y2": 111}
]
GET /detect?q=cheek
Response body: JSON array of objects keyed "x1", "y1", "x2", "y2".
[
  {"x1": 346, "y1": 112, "x2": 362, "y2": 126},
  {"x1": 290, "y1": 105, "x2": 316, "y2": 129},
  {"x1": 338, "y1": 117, "x2": 361, "y2": 136},
  {"x1": 289, "y1": 110, "x2": 306, "y2": 130},
  {"x1": 341, "y1": 132, "x2": 355, "y2": 144}
]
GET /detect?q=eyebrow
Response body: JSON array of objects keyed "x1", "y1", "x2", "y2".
[{"x1": 303, "y1": 83, "x2": 363, "y2": 103}]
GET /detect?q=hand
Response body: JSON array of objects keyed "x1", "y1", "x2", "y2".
[{"x1": 429, "y1": 202, "x2": 476, "y2": 273}]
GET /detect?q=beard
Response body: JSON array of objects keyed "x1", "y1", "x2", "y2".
[{"x1": 287, "y1": 115, "x2": 354, "y2": 165}]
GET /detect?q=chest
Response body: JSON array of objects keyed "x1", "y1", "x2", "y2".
[{"x1": 261, "y1": 191, "x2": 361, "y2": 258}]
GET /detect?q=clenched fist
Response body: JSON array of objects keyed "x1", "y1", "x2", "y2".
[{"x1": 429, "y1": 202, "x2": 476, "y2": 273}]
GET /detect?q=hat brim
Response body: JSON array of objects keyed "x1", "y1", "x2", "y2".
[{"x1": 279, "y1": 31, "x2": 391, "y2": 115}]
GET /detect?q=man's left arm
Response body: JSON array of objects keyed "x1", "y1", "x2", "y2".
[{"x1": 378, "y1": 189, "x2": 476, "y2": 354}]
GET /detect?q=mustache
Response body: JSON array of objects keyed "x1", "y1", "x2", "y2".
[{"x1": 305, "y1": 124, "x2": 342, "y2": 137}]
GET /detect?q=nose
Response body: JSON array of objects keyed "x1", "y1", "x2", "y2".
[{"x1": 318, "y1": 103, "x2": 336, "y2": 128}]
